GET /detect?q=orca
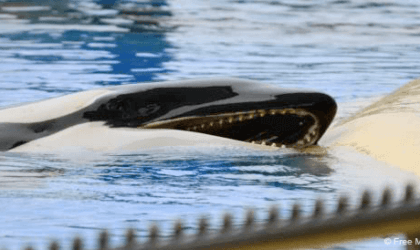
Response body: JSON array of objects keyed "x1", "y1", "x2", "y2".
[
  {"x1": 0, "y1": 78, "x2": 337, "y2": 152},
  {"x1": 320, "y1": 78, "x2": 420, "y2": 175}
]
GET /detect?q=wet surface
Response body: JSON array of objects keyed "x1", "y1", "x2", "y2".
[{"x1": 0, "y1": 0, "x2": 420, "y2": 249}]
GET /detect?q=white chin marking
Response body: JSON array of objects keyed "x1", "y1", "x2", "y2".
[{"x1": 9, "y1": 122, "x2": 281, "y2": 153}]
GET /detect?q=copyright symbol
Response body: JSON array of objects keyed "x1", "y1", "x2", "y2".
[{"x1": 384, "y1": 238, "x2": 392, "y2": 245}]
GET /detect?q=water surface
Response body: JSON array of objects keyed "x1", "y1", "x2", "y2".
[{"x1": 1, "y1": 0, "x2": 420, "y2": 249}]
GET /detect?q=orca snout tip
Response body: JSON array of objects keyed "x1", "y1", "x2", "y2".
[{"x1": 307, "y1": 92, "x2": 337, "y2": 140}]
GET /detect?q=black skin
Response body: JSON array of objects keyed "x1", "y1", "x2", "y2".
[{"x1": 0, "y1": 78, "x2": 337, "y2": 151}]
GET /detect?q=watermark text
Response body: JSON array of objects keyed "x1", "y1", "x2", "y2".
[{"x1": 384, "y1": 237, "x2": 420, "y2": 246}]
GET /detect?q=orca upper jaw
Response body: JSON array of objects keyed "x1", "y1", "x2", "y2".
[{"x1": 140, "y1": 92, "x2": 337, "y2": 149}]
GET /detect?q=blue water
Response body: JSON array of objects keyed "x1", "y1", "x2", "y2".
[{"x1": 1, "y1": 0, "x2": 420, "y2": 249}]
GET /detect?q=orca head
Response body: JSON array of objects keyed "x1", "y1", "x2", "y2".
[{"x1": 84, "y1": 78, "x2": 337, "y2": 148}]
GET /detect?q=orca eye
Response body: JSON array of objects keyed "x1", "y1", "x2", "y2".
[{"x1": 138, "y1": 104, "x2": 160, "y2": 116}]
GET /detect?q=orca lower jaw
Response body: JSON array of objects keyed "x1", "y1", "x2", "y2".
[{"x1": 142, "y1": 108, "x2": 320, "y2": 149}]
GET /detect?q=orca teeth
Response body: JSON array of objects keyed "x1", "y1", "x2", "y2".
[
  {"x1": 266, "y1": 136, "x2": 278, "y2": 143},
  {"x1": 143, "y1": 108, "x2": 320, "y2": 149}
]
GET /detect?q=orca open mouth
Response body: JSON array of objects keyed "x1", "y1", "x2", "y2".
[{"x1": 142, "y1": 108, "x2": 318, "y2": 148}]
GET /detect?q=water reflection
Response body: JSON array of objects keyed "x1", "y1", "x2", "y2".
[
  {"x1": 0, "y1": 153, "x2": 66, "y2": 189},
  {"x1": 94, "y1": 151, "x2": 334, "y2": 192},
  {"x1": 0, "y1": 0, "x2": 173, "y2": 106},
  {"x1": 0, "y1": 148, "x2": 334, "y2": 248}
]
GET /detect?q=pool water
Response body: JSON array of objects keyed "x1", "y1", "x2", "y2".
[{"x1": 0, "y1": 0, "x2": 420, "y2": 249}]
